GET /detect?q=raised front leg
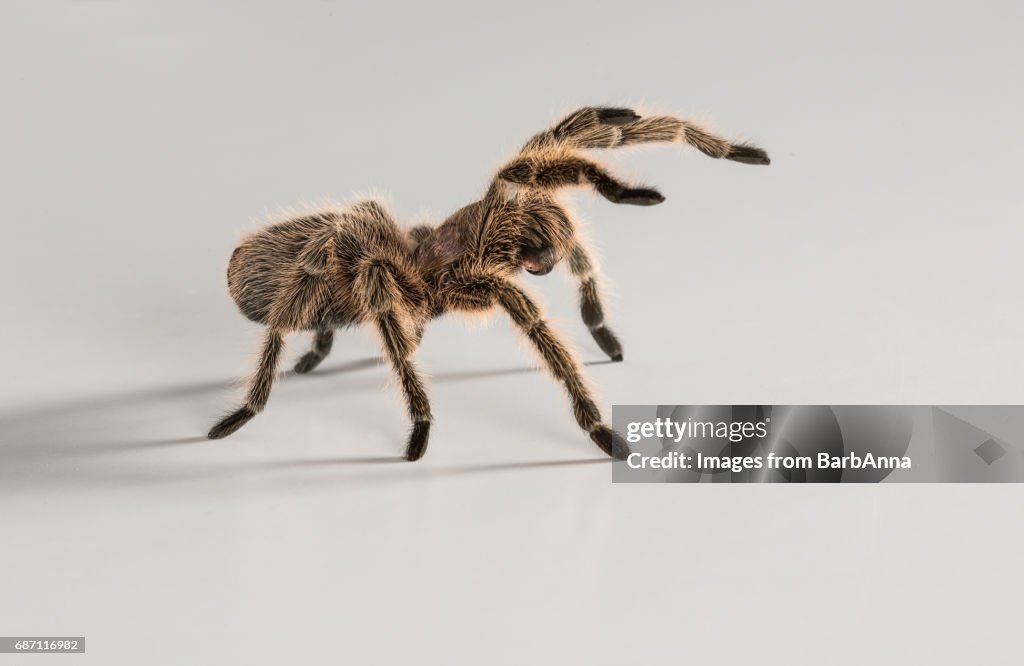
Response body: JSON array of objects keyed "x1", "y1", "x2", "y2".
[
  {"x1": 520, "y1": 105, "x2": 770, "y2": 165},
  {"x1": 521, "y1": 106, "x2": 642, "y2": 152},
  {"x1": 493, "y1": 280, "x2": 628, "y2": 459},
  {"x1": 498, "y1": 153, "x2": 665, "y2": 206}
]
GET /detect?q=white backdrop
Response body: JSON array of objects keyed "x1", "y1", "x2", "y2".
[{"x1": 2, "y1": 2, "x2": 1022, "y2": 664}]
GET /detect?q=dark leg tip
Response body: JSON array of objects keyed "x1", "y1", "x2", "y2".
[
  {"x1": 618, "y1": 188, "x2": 665, "y2": 206},
  {"x1": 294, "y1": 351, "x2": 324, "y2": 375},
  {"x1": 590, "y1": 426, "x2": 630, "y2": 460},
  {"x1": 405, "y1": 421, "x2": 431, "y2": 461},
  {"x1": 590, "y1": 325, "x2": 624, "y2": 362},
  {"x1": 595, "y1": 107, "x2": 641, "y2": 126},
  {"x1": 726, "y1": 144, "x2": 771, "y2": 166},
  {"x1": 208, "y1": 407, "x2": 255, "y2": 439}
]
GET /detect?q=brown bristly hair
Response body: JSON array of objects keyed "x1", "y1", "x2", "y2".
[{"x1": 209, "y1": 105, "x2": 770, "y2": 460}]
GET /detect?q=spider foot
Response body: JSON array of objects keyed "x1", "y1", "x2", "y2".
[
  {"x1": 617, "y1": 188, "x2": 665, "y2": 206},
  {"x1": 590, "y1": 325, "x2": 623, "y2": 362},
  {"x1": 590, "y1": 425, "x2": 630, "y2": 460},
  {"x1": 406, "y1": 421, "x2": 431, "y2": 461},
  {"x1": 294, "y1": 351, "x2": 325, "y2": 374},
  {"x1": 726, "y1": 143, "x2": 771, "y2": 165},
  {"x1": 208, "y1": 407, "x2": 255, "y2": 439}
]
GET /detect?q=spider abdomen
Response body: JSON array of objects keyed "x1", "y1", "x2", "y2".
[
  {"x1": 227, "y1": 213, "x2": 339, "y2": 327},
  {"x1": 226, "y1": 204, "x2": 424, "y2": 331}
]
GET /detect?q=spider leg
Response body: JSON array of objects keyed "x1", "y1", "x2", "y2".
[
  {"x1": 522, "y1": 106, "x2": 640, "y2": 151},
  {"x1": 567, "y1": 242, "x2": 623, "y2": 362},
  {"x1": 208, "y1": 329, "x2": 285, "y2": 439},
  {"x1": 359, "y1": 261, "x2": 432, "y2": 461},
  {"x1": 294, "y1": 327, "x2": 334, "y2": 374},
  {"x1": 498, "y1": 152, "x2": 664, "y2": 206},
  {"x1": 212, "y1": 252, "x2": 329, "y2": 437},
  {"x1": 493, "y1": 279, "x2": 628, "y2": 459},
  {"x1": 620, "y1": 116, "x2": 770, "y2": 164},
  {"x1": 522, "y1": 106, "x2": 770, "y2": 165},
  {"x1": 511, "y1": 193, "x2": 624, "y2": 360}
]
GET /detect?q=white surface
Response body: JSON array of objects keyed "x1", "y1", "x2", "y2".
[{"x1": 2, "y1": 2, "x2": 1023, "y2": 664}]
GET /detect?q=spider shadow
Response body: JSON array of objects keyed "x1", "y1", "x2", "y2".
[
  {"x1": 426, "y1": 458, "x2": 608, "y2": 477},
  {"x1": 254, "y1": 456, "x2": 609, "y2": 491},
  {"x1": 263, "y1": 456, "x2": 605, "y2": 473},
  {"x1": 264, "y1": 456, "x2": 408, "y2": 468},
  {"x1": 431, "y1": 358, "x2": 616, "y2": 383},
  {"x1": 0, "y1": 356, "x2": 619, "y2": 491}
]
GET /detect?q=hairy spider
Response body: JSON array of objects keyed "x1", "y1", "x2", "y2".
[{"x1": 208, "y1": 106, "x2": 770, "y2": 460}]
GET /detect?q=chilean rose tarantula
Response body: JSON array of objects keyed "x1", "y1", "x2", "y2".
[{"x1": 208, "y1": 105, "x2": 769, "y2": 460}]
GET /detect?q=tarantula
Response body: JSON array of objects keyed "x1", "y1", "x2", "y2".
[{"x1": 208, "y1": 105, "x2": 769, "y2": 460}]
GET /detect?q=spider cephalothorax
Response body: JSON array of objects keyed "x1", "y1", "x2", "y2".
[{"x1": 209, "y1": 105, "x2": 770, "y2": 460}]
